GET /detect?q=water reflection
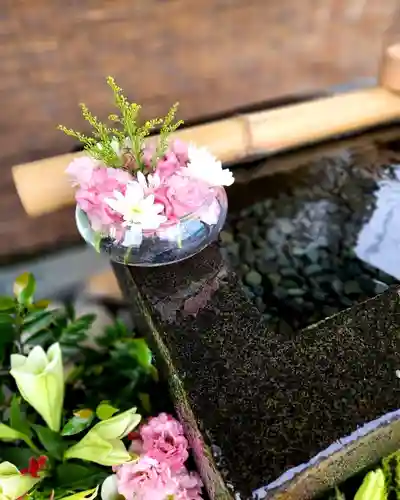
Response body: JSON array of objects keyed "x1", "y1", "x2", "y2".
[
  {"x1": 355, "y1": 166, "x2": 400, "y2": 280},
  {"x1": 221, "y1": 147, "x2": 400, "y2": 334}
]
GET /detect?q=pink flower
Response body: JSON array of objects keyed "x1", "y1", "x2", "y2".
[
  {"x1": 170, "y1": 139, "x2": 189, "y2": 165},
  {"x1": 140, "y1": 413, "x2": 188, "y2": 472},
  {"x1": 115, "y1": 458, "x2": 203, "y2": 500},
  {"x1": 155, "y1": 152, "x2": 181, "y2": 181},
  {"x1": 175, "y1": 469, "x2": 203, "y2": 500},
  {"x1": 66, "y1": 157, "x2": 132, "y2": 238},
  {"x1": 116, "y1": 456, "x2": 178, "y2": 500},
  {"x1": 66, "y1": 156, "x2": 98, "y2": 188},
  {"x1": 160, "y1": 174, "x2": 213, "y2": 220},
  {"x1": 141, "y1": 146, "x2": 156, "y2": 171}
]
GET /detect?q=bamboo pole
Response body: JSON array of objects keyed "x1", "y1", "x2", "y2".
[{"x1": 12, "y1": 86, "x2": 400, "y2": 217}]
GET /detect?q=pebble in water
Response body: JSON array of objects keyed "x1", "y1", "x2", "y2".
[
  {"x1": 245, "y1": 270, "x2": 262, "y2": 287},
  {"x1": 220, "y1": 151, "x2": 398, "y2": 334}
]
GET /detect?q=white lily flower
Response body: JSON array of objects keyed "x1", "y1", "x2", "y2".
[
  {"x1": 0, "y1": 462, "x2": 42, "y2": 500},
  {"x1": 101, "y1": 475, "x2": 120, "y2": 500},
  {"x1": 10, "y1": 343, "x2": 64, "y2": 432},
  {"x1": 64, "y1": 407, "x2": 141, "y2": 466},
  {"x1": 183, "y1": 144, "x2": 235, "y2": 187},
  {"x1": 106, "y1": 182, "x2": 166, "y2": 229}
]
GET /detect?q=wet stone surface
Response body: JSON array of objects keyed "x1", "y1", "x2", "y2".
[
  {"x1": 221, "y1": 134, "x2": 400, "y2": 334},
  {"x1": 114, "y1": 128, "x2": 400, "y2": 499}
]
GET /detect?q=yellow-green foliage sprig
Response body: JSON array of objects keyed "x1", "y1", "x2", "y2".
[{"x1": 58, "y1": 77, "x2": 184, "y2": 172}]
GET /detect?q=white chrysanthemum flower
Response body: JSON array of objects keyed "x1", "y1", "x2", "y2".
[
  {"x1": 183, "y1": 144, "x2": 235, "y2": 187},
  {"x1": 106, "y1": 181, "x2": 167, "y2": 247}
]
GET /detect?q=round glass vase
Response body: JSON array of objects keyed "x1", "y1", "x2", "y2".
[{"x1": 76, "y1": 186, "x2": 228, "y2": 266}]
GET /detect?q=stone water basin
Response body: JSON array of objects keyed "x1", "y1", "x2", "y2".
[{"x1": 221, "y1": 126, "x2": 400, "y2": 335}]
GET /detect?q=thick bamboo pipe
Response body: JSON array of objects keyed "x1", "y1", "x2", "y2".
[{"x1": 12, "y1": 85, "x2": 400, "y2": 217}]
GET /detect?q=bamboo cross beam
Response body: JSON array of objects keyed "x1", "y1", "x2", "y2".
[{"x1": 12, "y1": 45, "x2": 400, "y2": 217}]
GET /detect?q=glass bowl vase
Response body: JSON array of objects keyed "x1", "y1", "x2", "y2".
[{"x1": 76, "y1": 186, "x2": 228, "y2": 266}]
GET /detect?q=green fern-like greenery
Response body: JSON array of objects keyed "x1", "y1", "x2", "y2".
[{"x1": 58, "y1": 76, "x2": 184, "y2": 172}]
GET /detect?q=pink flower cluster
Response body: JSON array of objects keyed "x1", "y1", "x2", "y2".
[
  {"x1": 115, "y1": 413, "x2": 203, "y2": 500},
  {"x1": 66, "y1": 140, "x2": 220, "y2": 244}
]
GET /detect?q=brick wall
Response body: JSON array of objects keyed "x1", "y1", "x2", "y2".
[
  {"x1": 1, "y1": 0, "x2": 397, "y2": 168},
  {"x1": 0, "y1": 0, "x2": 398, "y2": 258}
]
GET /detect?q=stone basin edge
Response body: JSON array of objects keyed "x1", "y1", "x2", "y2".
[{"x1": 254, "y1": 409, "x2": 400, "y2": 499}]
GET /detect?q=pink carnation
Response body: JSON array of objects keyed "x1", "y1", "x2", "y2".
[
  {"x1": 115, "y1": 457, "x2": 203, "y2": 500},
  {"x1": 116, "y1": 456, "x2": 178, "y2": 500},
  {"x1": 160, "y1": 174, "x2": 212, "y2": 218},
  {"x1": 140, "y1": 413, "x2": 188, "y2": 472},
  {"x1": 142, "y1": 140, "x2": 188, "y2": 175},
  {"x1": 154, "y1": 152, "x2": 181, "y2": 181},
  {"x1": 66, "y1": 157, "x2": 132, "y2": 238},
  {"x1": 170, "y1": 139, "x2": 189, "y2": 165},
  {"x1": 66, "y1": 156, "x2": 97, "y2": 187},
  {"x1": 174, "y1": 469, "x2": 203, "y2": 500}
]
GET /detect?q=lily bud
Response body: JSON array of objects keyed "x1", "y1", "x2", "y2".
[
  {"x1": 64, "y1": 429, "x2": 132, "y2": 466},
  {"x1": 0, "y1": 461, "x2": 42, "y2": 500},
  {"x1": 64, "y1": 408, "x2": 141, "y2": 466},
  {"x1": 101, "y1": 474, "x2": 120, "y2": 500},
  {"x1": 10, "y1": 343, "x2": 64, "y2": 432},
  {"x1": 94, "y1": 408, "x2": 141, "y2": 440}
]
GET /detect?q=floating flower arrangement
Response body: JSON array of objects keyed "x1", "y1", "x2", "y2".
[{"x1": 59, "y1": 77, "x2": 234, "y2": 265}]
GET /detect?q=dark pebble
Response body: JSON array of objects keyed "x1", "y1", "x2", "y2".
[
  {"x1": 304, "y1": 264, "x2": 322, "y2": 275},
  {"x1": 253, "y1": 285, "x2": 264, "y2": 297},
  {"x1": 219, "y1": 230, "x2": 234, "y2": 244},
  {"x1": 287, "y1": 288, "x2": 305, "y2": 297},
  {"x1": 343, "y1": 280, "x2": 362, "y2": 295},
  {"x1": 268, "y1": 273, "x2": 281, "y2": 286},
  {"x1": 245, "y1": 270, "x2": 262, "y2": 287}
]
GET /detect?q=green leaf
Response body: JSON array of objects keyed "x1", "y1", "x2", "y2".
[
  {"x1": 0, "y1": 313, "x2": 16, "y2": 343},
  {"x1": 0, "y1": 446, "x2": 37, "y2": 469},
  {"x1": 0, "y1": 296, "x2": 15, "y2": 312},
  {"x1": 93, "y1": 232, "x2": 102, "y2": 253},
  {"x1": 128, "y1": 338, "x2": 153, "y2": 371},
  {"x1": 334, "y1": 486, "x2": 345, "y2": 500},
  {"x1": 0, "y1": 423, "x2": 38, "y2": 453},
  {"x1": 138, "y1": 393, "x2": 151, "y2": 413},
  {"x1": 60, "y1": 315, "x2": 95, "y2": 343},
  {"x1": 55, "y1": 463, "x2": 107, "y2": 490},
  {"x1": 23, "y1": 310, "x2": 56, "y2": 337},
  {"x1": 31, "y1": 299, "x2": 51, "y2": 310},
  {"x1": 354, "y1": 469, "x2": 385, "y2": 500},
  {"x1": 150, "y1": 364, "x2": 159, "y2": 382},
  {"x1": 0, "y1": 422, "x2": 27, "y2": 441},
  {"x1": 96, "y1": 402, "x2": 119, "y2": 420},
  {"x1": 55, "y1": 485, "x2": 100, "y2": 500},
  {"x1": 13, "y1": 272, "x2": 36, "y2": 304},
  {"x1": 10, "y1": 396, "x2": 32, "y2": 438},
  {"x1": 32, "y1": 424, "x2": 66, "y2": 460},
  {"x1": 61, "y1": 410, "x2": 94, "y2": 437}
]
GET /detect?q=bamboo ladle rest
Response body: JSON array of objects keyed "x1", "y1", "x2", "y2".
[{"x1": 11, "y1": 44, "x2": 400, "y2": 218}]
